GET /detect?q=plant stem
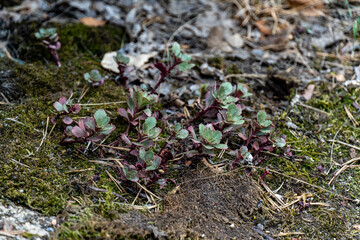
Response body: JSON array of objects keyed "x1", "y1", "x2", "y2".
[{"x1": 50, "y1": 49, "x2": 61, "y2": 67}]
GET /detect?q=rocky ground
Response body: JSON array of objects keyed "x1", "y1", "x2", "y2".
[{"x1": 1, "y1": 0, "x2": 360, "y2": 239}]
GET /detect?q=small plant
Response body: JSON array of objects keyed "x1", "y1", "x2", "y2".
[
  {"x1": 35, "y1": 28, "x2": 61, "y2": 67},
  {"x1": 234, "y1": 110, "x2": 290, "y2": 166},
  {"x1": 84, "y1": 70, "x2": 105, "y2": 87},
  {"x1": 151, "y1": 42, "x2": 194, "y2": 94},
  {"x1": 50, "y1": 41, "x2": 291, "y2": 191},
  {"x1": 52, "y1": 97, "x2": 81, "y2": 124},
  {"x1": 189, "y1": 124, "x2": 227, "y2": 156},
  {"x1": 61, "y1": 109, "x2": 115, "y2": 143},
  {"x1": 353, "y1": 17, "x2": 360, "y2": 38},
  {"x1": 118, "y1": 85, "x2": 157, "y2": 133},
  {"x1": 114, "y1": 52, "x2": 130, "y2": 87}
]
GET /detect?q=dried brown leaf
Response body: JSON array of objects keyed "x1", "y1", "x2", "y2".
[{"x1": 80, "y1": 17, "x2": 106, "y2": 27}]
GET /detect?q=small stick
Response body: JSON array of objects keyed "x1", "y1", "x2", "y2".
[
  {"x1": 136, "y1": 182, "x2": 162, "y2": 200},
  {"x1": 77, "y1": 86, "x2": 89, "y2": 102},
  {"x1": 9, "y1": 158, "x2": 30, "y2": 168},
  {"x1": 297, "y1": 102, "x2": 331, "y2": 117},
  {"x1": 106, "y1": 170, "x2": 124, "y2": 193},
  {"x1": 344, "y1": 105, "x2": 358, "y2": 126},
  {"x1": 327, "y1": 139, "x2": 360, "y2": 151},
  {"x1": 36, "y1": 116, "x2": 50, "y2": 152},
  {"x1": 274, "y1": 232, "x2": 304, "y2": 237},
  {"x1": 329, "y1": 157, "x2": 360, "y2": 184},
  {"x1": 78, "y1": 101, "x2": 126, "y2": 106},
  {"x1": 95, "y1": 144, "x2": 130, "y2": 152},
  {"x1": 5, "y1": 118, "x2": 42, "y2": 133},
  {"x1": 132, "y1": 188, "x2": 142, "y2": 206},
  {"x1": 0, "y1": 92, "x2": 10, "y2": 103}
]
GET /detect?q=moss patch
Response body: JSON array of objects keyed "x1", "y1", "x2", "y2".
[{"x1": 0, "y1": 22, "x2": 128, "y2": 216}]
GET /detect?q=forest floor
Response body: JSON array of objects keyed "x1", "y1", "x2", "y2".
[{"x1": 1, "y1": 0, "x2": 360, "y2": 239}]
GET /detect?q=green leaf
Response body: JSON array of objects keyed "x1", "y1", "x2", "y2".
[
  {"x1": 176, "y1": 129, "x2": 189, "y2": 139},
  {"x1": 257, "y1": 111, "x2": 272, "y2": 127},
  {"x1": 115, "y1": 52, "x2": 130, "y2": 64},
  {"x1": 123, "y1": 166, "x2": 139, "y2": 182},
  {"x1": 227, "y1": 103, "x2": 244, "y2": 125},
  {"x1": 99, "y1": 124, "x2": 115, "y2": 134},
  {"x1": 175, "y1": 123, "x2": 181, "y2": 131},
  {"x1": 200, "y1": 124, "x2": 222, "y2": 145},
  {"x1": 143, "y1": 117, "x2": 156, "y2": 132},
  {"x1": 146, "y1": 156, "x2": 161, "y2": 170},
  {"x1": 180, "y1": 54, "x2": 191, "y2": 62},
  {"x1": 89, "y1": 70, "x2": 102, "y2": 82},
  {"x1": 178, "y1": 62, "x2": 195, "y2": 72},
  {"x1": 218, "y1": 82, "x2": 233, "y2": 99},
  {"x1": 53, "y1": 102, "x2": 64, "y2": 112},
  {"x1": 199, "y1": 124, "x2": 206, "y2": 137},
  {"x1": 172, "y1": 42, "x2": 181, "y2": 57},
  {"x1": 274, "y1": 137, "x2": 286, "y2": 147},
  {"x1": 139, "y1": 148, "x2": 145, "y2": 160},
  {"x1": 127, "y1": 97, "x2": 135, "y2": 115},
  {"x1": 145, "y1": 151, "x2": 154, "y2": 162},
  {"x1": 147, "y1": 127, "x2": 162, "y2": 139},
  {"x1": 240, "y1": 146, "x2": 253, "y2": 164},
  {"x1": 83, "y1": 72, "x2": 90, "y2": 82},
  {"x1": 94, "y1": 109, "x2": 110, "y2": 128},
  {"x1": 213, "y1": 144, "x2": 228, "y2": 149},
  {"x1": 35, "y1": 32, "x2": 41, "y2": 39}
]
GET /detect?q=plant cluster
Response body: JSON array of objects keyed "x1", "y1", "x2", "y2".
[
  {"x1": 84, "y1": 70, "x2": 105, "y2": 87},
  {"x1": 52, "y1": 42, "x2": 291, "y2": 188},
  {"x1": 35, "y1": 28, "x2": 62, "y2": 67},
  {"x1": 114, "y1": 51, "x2": 130, "y2": 87}
]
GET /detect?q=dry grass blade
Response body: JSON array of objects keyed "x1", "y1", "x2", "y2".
[
  {"x1": 274, "y1": 232, "x2": 304, "y2": 237},
  {"x1": 329, "y1": 157, "x2": 360, "y2": 185},
  {"x1": 95, "y1": 144, "x2": 130, "y2": 152},
  {"x1": 327, "y1": 140, "x2": 360, "y2": 151},
  {"x1": 261, "y1": 181, "x2": 286, "y2": 210},
  {"x1": 344, "y1": 105, "x2": 358, "y2": 126},
  {"x1": 106, "y1": 170, "x2": 125, "y2": 193},
  {"x1": 36, "y1": 116, "x2": 50, "y2": 152},
  {"x1": 78, "y1": 101, "x2": 126, "y2": 106},
  {"x1": 297, "y1": 102, "x2": 331, "y2": 117},
  {"x1": 136, "y1": 182, "x2": 162, "y2": 200},
  {"x1": 201, "y1": 157, "x2": 223, "y2": 173}
]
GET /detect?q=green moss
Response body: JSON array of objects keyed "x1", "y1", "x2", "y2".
[
  {"x1": 0, "y1": 22, "x2": 129, "y2": 216},
  {"x1": 208, "y1": 55, "x2": 224, "y2": 69}
]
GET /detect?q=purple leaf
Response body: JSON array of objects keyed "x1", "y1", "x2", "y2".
[
  {"x1": 87, "y1": 134, "x2": 105, "y2": 142},
  {"x1": 252, "y1": 141, "x2": 259, "y2": 151},
  {"x1": 53, "y1": 102, "x2": 64, "y2": 112},
  {"x1": 58, "y1": 97, "x2": 67, "y2": 105},
  {"x1": 121, "y1": 134, "x2": 132, "y2": 145},
  {"x1": 99, "y1": 124, "x2": 116, "y2": 134},
  {"x1": 62, "y1": 116, "x2": 73, "y2": 125},
  {"x1": 78, "y1": 119, "x2": 86, "y2": 131},
  {"x1": 71, "y1": 126, "x2": 87, "y2": 138},
  {"x1": 238, "y1": 132, "x2": 248, "y2": 140},
  {"x1": 118, "y1": 108, "x2": 129, "y2": 121},
  {"x1": 84, "y1": 117, "x2": 96, "y2": 131},
  {"x1": 73, "y1": 104, "x2": 81, "y2": 114}
]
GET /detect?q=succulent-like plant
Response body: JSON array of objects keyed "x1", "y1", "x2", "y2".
[
  {"x1": 84, "y1": 70, "x2": 105, "y2": 87},
  {"x1": 35, "y1": 28, "x2": 61, "y2": 67},
  {"x1": 61, "y1": 109, "x2": 115, "y2": 143},
  {"x1": 151, "y1": 42, "x2": 194, "y2": 94},
  {"x1": 114, "y1": 51, "x2": 131, "y2": 86},
  {"x1": 189, "y1": 124, "x2": 227, "y2": 156},
  {"x1": 52, "y1": 97, "x2": 81, "y2": 124}
]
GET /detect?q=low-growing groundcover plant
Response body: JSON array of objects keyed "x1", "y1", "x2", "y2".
[
  {"x1": 35, "y1": 28, "x2": 62, "y2": 67},
  {"x1": 52, "y1": 42, "x2": 291, "y2": 189}
]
